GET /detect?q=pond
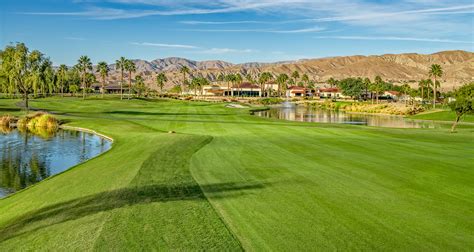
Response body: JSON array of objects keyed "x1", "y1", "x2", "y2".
[
  {"x1": 0, "y1": 128, "x2": 112, "y2": 198},
  {"x1": 254, "y1": 102, "x2": 440, "y2": 128}
]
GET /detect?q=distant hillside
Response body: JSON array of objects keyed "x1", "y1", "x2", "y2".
[{"x1": 103, "y1": 50, "x2": 473, "y2": 90}]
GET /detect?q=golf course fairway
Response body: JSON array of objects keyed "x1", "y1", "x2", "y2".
[{"x1": 0, "y1": 97, "x2": 473, "y2": 250}]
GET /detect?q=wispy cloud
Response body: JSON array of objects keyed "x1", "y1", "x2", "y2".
[
  {"x1": 196, "y1": 48, "x2": 257, "y2": 54},
  {"x1": 184, "y1": 26, "x2": 325, "y2": 33},
  {"x1": 315, "y1": 36, "x2": 474, "y2": 44},
  {"x1": 131, "y1": 42, "x2": 199, "y2": 49},
  {"x1": 131, "y1": 42, "x2": 256, "y2": 54}
]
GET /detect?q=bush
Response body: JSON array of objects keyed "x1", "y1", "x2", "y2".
[
  {"x1": 0, "y1": 115, "x2": 17, "y2": 127},
  {"x1": 17, "y1": 112, "x2": 59, "y2": 131},
  {"x1": 253, "y1": 98, "x2": 283, "y2": 105}
]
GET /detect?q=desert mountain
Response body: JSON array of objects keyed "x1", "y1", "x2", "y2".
[{"x1": 103, "y1": 50, "x2": 473, "y2": 90}]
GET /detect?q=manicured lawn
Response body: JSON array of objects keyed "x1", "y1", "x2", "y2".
[
  {"x1": 410, "y1": 109, "x2": 474, "y2": 123},
  {"x1": 0, "y1": 97, "x2": 473, "y2": 250}
]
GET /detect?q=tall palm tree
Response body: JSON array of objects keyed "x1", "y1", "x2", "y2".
[
  {"x1": 363, "y1": 77, "x2": 371, "y2": 101},
  {"x1": 76, "y1": 55, "x2": 92, "y2": 100},
  {"x1": 115, "y1": 57, "x2": 127, "y2": 100},
  {"x1": 97, "y1": 61, "x2": 109, "y2": 98},
  {"x1": 156, "y1": 72, "x2": 167, "y2": 94},
  {"x1": 245, "y1": 73, "x2": 255, "y2": 96},
  {"x1": 235, "y1": 73, "x2": 243, "y2": 96},
  {"x1": 291, "y1": 71, "x2": 300, "y2": 86},
  {"x1": 429, "y1": 64, "x2": 443, "y2": 109},
  {"x1": 180, "y1": 66, "x2": 190, "y2": 95},
  {"x1": 301, "y1": 74, "x2": 309, "y2": 87},
  {"x1": 57, "y1": 64, "x2": 68, "y2": 97},
  {"x1": 225, "y1": 73, "x2": 235, "y2": 97},
  {"x1": 124, "y1": 59, "x2": 136, "y2": 100},
  {"x1": 258, "y1": 72, "x2": 273, "y2": 97},
  {"x1": 276, "y1": 73, "x2": 289, "y2": 97},
  {"x1": 374, "y1": 75, "x2": 383, "y2": 104},
  {"x1": 418, "y1": 79, "x2": 426, "y2": 103}
]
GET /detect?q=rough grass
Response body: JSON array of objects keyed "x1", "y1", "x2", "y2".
[{"x1": 0, "y1": 96, "x2": 473, "y2": 250}]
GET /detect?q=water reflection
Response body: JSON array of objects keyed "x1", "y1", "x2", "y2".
[
  {"x1": 255, "y1": 105, "x2": 440, "y2": 128},
  {"x1": 0, "y1": 129, "x2": 112, "y2": 198}
]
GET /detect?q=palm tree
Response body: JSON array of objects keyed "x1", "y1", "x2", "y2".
[
  {"x1": 156, "y1": 72, "x2": 167, "y2": 94},
  {"x1": 418, "y1": 79, "x2": 426, "y2": 103},
  {"x1": 363, "y1": 77, "x2": 371, "y2": 101},
  {"x1": 57, "y1": 64, "x2": 68, "y2": 97},
  {"x1": 327, "y1": 77, "x2": 337, "y2": 88},
  {"x1": 180, "y1": 66, "x2": 190, "y2": 95},
  {"x1": 124, "y1": 59, "x2": 136, "y2": 100},
  {"x1": 235, "y1": 73, "x2": 243, "y2": 96},
  {"x1": 401, "y1": 83, "x2": 411, "y2": 105},
  {"x1": 429, "y1": 64, "x2": 443, "y2": 109},
  {"x1": 374, "y1": 75, "x2": 383, "y2": 104},
  {"x1": 276, "y1": 73, "x2": 289, "y2": 97},
  {"x1": 301, "y1": 74, "x2": 309, "y2": 87},
  {"x1": 225, "y1": 73, "x2": 235, "y2": 97},
  {"x1": 134, "y1": 75, "x2": 146, "y2": 97},
  {"x1": 115, "y1": 57, "x2": 127, "y2": 100},
  {"x1": 291, "y1": 71, "x2": 300, "y2": 86},
  {"x1": 97, "y1": 61, "x2": 109, "y2": 98},
  {"x1": 245, "y1": 74, "x2": 255, "y2": 96},
  {"x1": 76, "y1": 55, "x2": 92, "y2": 100},
  {"x1": 258, "y1": 72, "x2": 273, "y2": 97}
]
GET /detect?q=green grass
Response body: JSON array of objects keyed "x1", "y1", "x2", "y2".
[
  {"x1": 410, "y1": 109, "x2": 474, "y2": 123},
  {"x1": 0, "y1": 97, "x2": 473, "y2": 250}
]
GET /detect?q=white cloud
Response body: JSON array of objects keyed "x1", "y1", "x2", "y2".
[
  {"x1": 131, "y1": 42, "x2": 199, "y2": 49},
  {"x1": 315, "y1": 36, "x2": 473, "y2": 44},
  {"x1": 197, "y1": 48, "x2": 256, "y2": 54},
  {"x1": 184, "y1": 26, "x2": 325, "y2": 33}
]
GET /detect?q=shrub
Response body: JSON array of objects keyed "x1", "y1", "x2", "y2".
[{"x1": 0, "y1": 115, "x2": 17, "y2": 127}]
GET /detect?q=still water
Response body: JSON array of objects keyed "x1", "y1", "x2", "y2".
[
  {"x1": 0, "y1": 128, "x2": 112, "y2": 198},
  {"x1": 254, "y1": 103, "x2": 440, "y2": 128}
]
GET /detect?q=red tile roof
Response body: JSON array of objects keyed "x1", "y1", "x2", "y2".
[
  {"x1": 233, "y1": 82, "x2": 260, "y2": 89},
  {"x1": 386, "y1": 91, "x2": 400, "y2": 96},
  {"x1": 319, "y1": 88, "x2": 340, "y2": 92}
]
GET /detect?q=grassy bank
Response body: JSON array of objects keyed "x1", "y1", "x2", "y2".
[
  {"x1": 0, "y1": 97, "x2": 473, "y2": 250},
  {"x1": 410, "y1": 109, "x2": 474, "y2": 123}
]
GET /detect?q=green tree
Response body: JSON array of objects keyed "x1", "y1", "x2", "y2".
[
  {"x1": 124, "y1": 59, "x2": 136, "y2": 100},
  {"x1": 0, "y1": 43, "x2": 49, "y2": 111},
  {"x1": 156, "y1": 72, "x2": 167, "y2": 94},
  {"x1": 301, "y1": 74, "x2": 309, "y2": 88},
  {"x1": 97, "y1": 61, "x2": 109, "y2": 98},
  {"x1": 449, "y1": 83, "x2": 473, "y2": 132},
  {"x1": 258, "y1": 72, "x2": 273, "y2": 97},
  {"x1": 180, "y1": 66, "x2": 190, "y2": 95},
  {"x1": 327, "y1": 77, "x2": 337, "y2": 88},
  {"x1": 235, "y1": 73, "x2": 243, "y2": 96},
  {"x1": 401, "y1": 83, "x2": 411, "y2": 105},
  {"x1": 57, "y1": 64, "x2": 68, "y2": 97},
  {"x1": 363, "y1": 78, "x2": 371, "y2": 101},
  {"x1": 374, "y1": 75, "x2": 383, "y2": 104},
  {"x1": 291, "y1": 71, "x2": 300, "y2": 86},
  {"x1": 75, "y1": 55, "x2": 93, "y2": 100},
  {"x1": 337, "y1": 78, "x2": 365, "y2": 100},
  {"x1": 115, "y1": 57, "x2": 127, "y2": 100},
  {"x1": 225, "y1": 73, "x2": 236, "y2": 96},
  {"x1": 276, "y1": 73, "x2": 289, "y2": 97},
  {"x1": 429, "y1": 64, "x2": 443, "y2": 109},
  {"x1": 134, "y1": 75, "x2": 146, "y2": 97}
]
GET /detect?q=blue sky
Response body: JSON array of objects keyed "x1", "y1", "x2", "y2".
[{"x1": 1, "y1": 0, "x2": 473, "y2": 65}]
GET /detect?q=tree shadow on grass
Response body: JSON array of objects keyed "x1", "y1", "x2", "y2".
[{"x1": 0, "y1": 181, "x2": 271, "y2": 242}]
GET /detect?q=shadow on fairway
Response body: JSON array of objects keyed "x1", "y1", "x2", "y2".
[{"x1": 0, "y1": 181, "x2": 271, "y2": 242}]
